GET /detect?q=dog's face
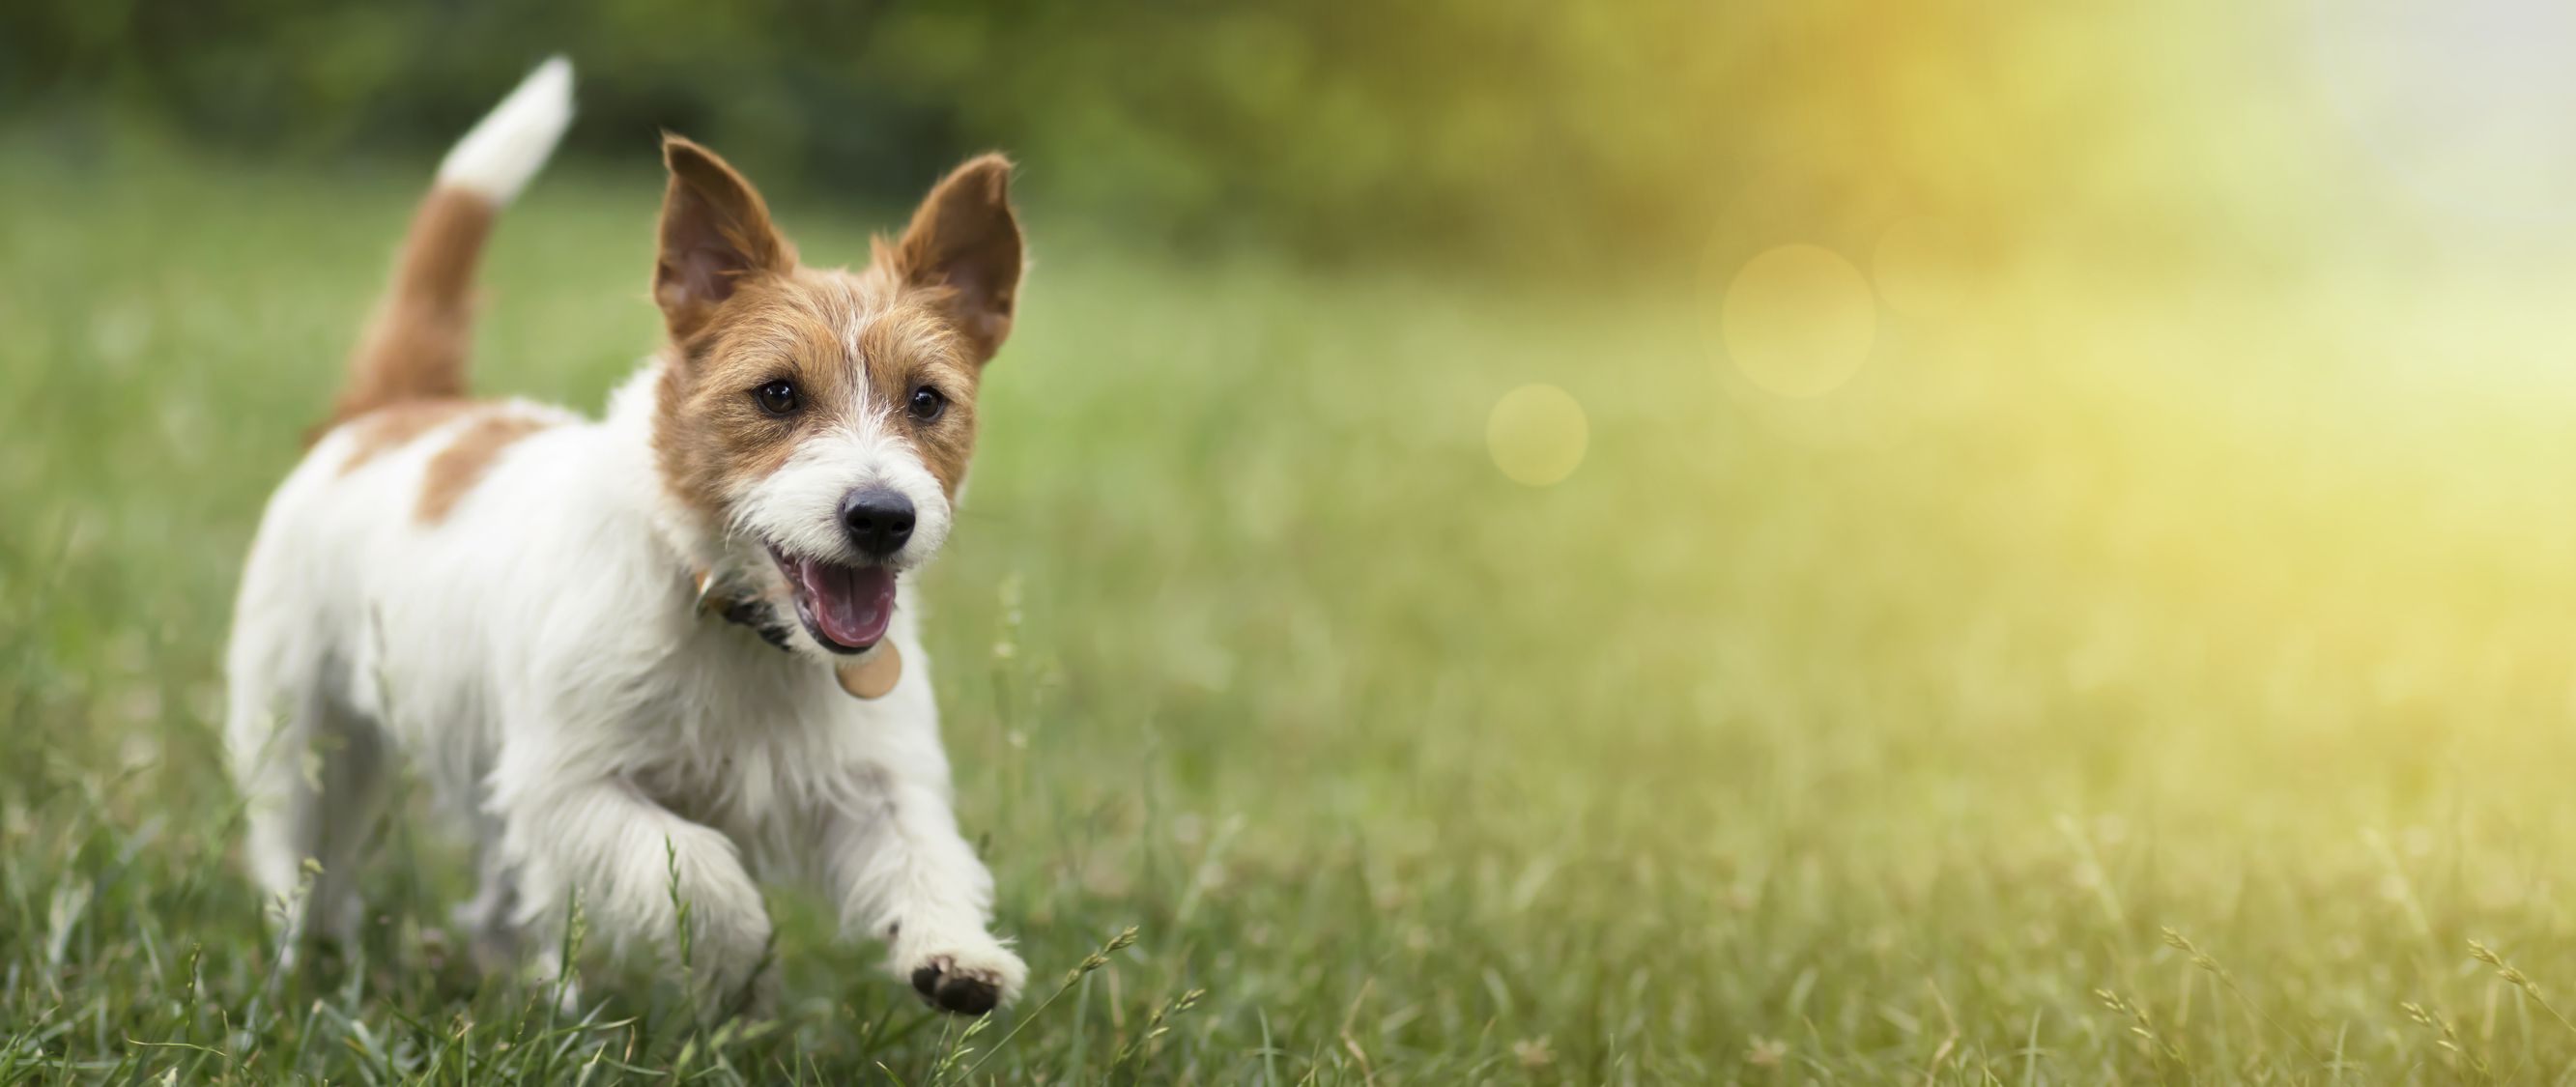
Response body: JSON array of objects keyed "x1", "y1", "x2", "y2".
[{"x1": 648, "y1": 137, "x2": 1022, "y2": 659}]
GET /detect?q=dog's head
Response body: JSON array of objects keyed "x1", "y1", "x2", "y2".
[{"x1": 648, "y1": 135, "x2": 1021, "y2": 660}]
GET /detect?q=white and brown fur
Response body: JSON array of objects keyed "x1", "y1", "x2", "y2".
[{"x1": 224, "y1": 58, "x2": 1029, "y2": 1015}]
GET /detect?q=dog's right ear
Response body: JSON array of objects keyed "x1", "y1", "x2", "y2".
[{"x1": 655, "y1": 135, "x2": 795, "y2": 341}]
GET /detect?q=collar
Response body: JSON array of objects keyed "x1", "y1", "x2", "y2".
[{"x1": 692, "y1": 567, "x2": 903, "y2": 700}]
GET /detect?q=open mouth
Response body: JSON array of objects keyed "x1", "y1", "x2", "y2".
[{"x1": 766, "y1": 545, "x2": 897, "y2": 653}]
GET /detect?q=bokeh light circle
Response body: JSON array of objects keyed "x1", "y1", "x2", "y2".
[
  {"x1": 1721, "y1": 243, "x2": 1877, "y2": 397},
  {"x1": 1485, "y1": 385, "x2": 1589, "y2": 486}
]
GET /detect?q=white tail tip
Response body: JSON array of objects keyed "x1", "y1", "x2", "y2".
[{"x1": 437, "y1": 56, "x2": 574, "y2": 204}]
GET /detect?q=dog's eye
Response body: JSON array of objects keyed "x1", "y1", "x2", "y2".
[
  {"x1": 755, "y1": 381, "x2": 800, "y2": 416},
  {"x1": 906, "y1": 386, "x2": 946, "y2": 422}
]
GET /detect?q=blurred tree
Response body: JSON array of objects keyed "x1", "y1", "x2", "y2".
[{"x1": 0, "y1": 0, "x2": 2080, "y2": 272}]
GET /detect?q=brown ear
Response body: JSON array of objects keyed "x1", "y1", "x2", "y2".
[
  {"x1": 655, "y1": 135, "x2": 795, "y2": 341},
  {"x1": 891, "y1": 154, "x2": 1023, "y2": 365}
]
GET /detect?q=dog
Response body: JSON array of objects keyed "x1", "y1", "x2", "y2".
[{"x1": 223, "y1": 57, "x2": 1029, "y2": 1015}]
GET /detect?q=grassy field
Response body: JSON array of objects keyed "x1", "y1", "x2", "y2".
[{"x1": 13, "y1": 138, "x2": 2576, "y2": 1084}]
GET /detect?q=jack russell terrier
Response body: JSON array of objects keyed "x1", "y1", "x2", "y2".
[{"x1": 225, "y1": 57, "x2": 1029, "y2": 1015}]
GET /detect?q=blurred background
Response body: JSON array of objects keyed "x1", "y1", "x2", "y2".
[
  {"x1": 16, "y1": 0, "x2": 2533, "y2": 272},
  {"x1": 17, "y1": 0, "x2": 2576, "y2": 277},
  {"x1": 13, "y1": 0, "x2": 2576, "y2": 1079}
]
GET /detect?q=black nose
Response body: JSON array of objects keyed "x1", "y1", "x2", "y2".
[{"x1": 839, "y1": 489, "x2": 915, "y2": 558}]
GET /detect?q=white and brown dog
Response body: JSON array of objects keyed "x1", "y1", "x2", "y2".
[{"x1": 224, "y1": 59, "x2": 1028, "y2": 1015}]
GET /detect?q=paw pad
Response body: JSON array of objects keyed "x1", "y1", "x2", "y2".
[{"x1": 911, "y1": 958, "x2": 1002, "y2": 1015}]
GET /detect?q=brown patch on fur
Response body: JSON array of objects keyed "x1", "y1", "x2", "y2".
[
  {"x1": 654, "y1": 272, "x2": 866, "y2": 518},
  {"x1": 328, "y1": 187, "x2": 498, "y2": 431},
  {"x1": 416, "y1": 412, "x2": 558, "y2": 524},
  {"x1": 336, "y1": 398, "x2": 480, "y2": 474},
  {"x1": 645, "y1": 139, "x2": 1023, "y2": 521},
  {"x1": 860, "y1": 303, "x2": 980, "y2": 498}
]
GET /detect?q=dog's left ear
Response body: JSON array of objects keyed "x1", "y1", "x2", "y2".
[{"x1": 890, "y1": 155, "x2": 1023, "y2": 366}]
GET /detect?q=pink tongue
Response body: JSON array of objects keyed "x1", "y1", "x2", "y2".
[{"x1": 800, "y1": 559, "x2": 897, "y2": 648}]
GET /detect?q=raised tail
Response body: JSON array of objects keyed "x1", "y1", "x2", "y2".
[{"x1": 328, "y1": 57, "x2": 574, "y2": 428}]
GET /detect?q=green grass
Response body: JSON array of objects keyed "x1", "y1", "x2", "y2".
[{"x1": 14, "y1": 138, "x2": 2576, "y2": 1084}]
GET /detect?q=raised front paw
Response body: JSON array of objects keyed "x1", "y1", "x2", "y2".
[{"x1": 901, "y1": 941, "x2": 1027, "y2": 1015}]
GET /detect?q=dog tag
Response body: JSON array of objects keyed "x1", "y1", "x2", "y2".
[{"x1": 838, "y1": 643, "x2": 902, "y2": 700}]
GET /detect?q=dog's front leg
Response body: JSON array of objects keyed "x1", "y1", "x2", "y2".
[
  {"x1": 499, "y1": 778, "x2": 773, "y2": 1013},
  {"x1": 822, "y1": 768, "x2": 1025, "y2": 1015}
]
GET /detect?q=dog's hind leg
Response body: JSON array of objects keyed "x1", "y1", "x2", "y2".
[
  {"x1": 454, "y1": 814, "x2": 526, "y2": 970},
  {"x1": 227, "y1": 636, "x2": 393, "y2": 954}
]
